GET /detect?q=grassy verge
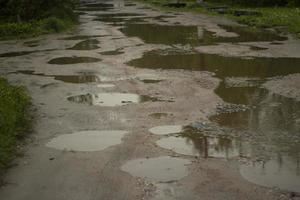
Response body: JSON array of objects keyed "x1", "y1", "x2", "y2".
[
  {"x1": 0, "y1": 78, "x2": 31, "y2": 171},
  {"x1": 0, "y1": 17, "x2": 76, "y2": 40},
  {"x1": 137, "y1": 0, "x2": 300, "y2": 38}
]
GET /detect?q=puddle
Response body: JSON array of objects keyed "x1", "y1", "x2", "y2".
[
  {"x1": 77, "y1": 3, "x2": 114, "y2": 11},
  {"x1": 120, "y1": 24, "x2": 202, "y2": 45},
  {"x1": 23, "y1": 40, "x2": 40, "y2": 47},
  {"x1": 249, "y1": 46, "x2": 268, "y2": 51},
  {"x1": 140, "y1": 79, "x2": 162, "y2": 84},
  {"x1": 94, "y1": 13, "x2": 145, "y2": 18},
  {"x1": 127, "y1": 50, "x2": 300, "y2": 79},
  {"x1": 121, "y1": 156, "x2": 190, "y2": 182},
  {"x1": 46, "y1": 130, "x2": 127, "y2": 152},
  {"x1": 61, "y1": 35, "x2": 108, "y2": 40},
  {"x1": 67, "y1": 39, "x2": 100, "y2": 50},
  {"x1": 0, "y1": 51, "x2": 36, "y2": 57},
  {"x1": 93, "y1": 16, "x2": 146, "y2": 25},
  {"x1": 97, "y1": 84, "x2": 115, "y2": 88},
  {"x1": 15, "y1": 70, "x2": 100, "y2": 84},
  {"x1": 149, "y1": 113, "x2": 169, "y2": 119},
  {"x1": 200, "y1": 25, "x2": 287, "y2": 45},
  {"x1": 240, "y1": 158, "x2": 300, "y2": 193},
  {"x1": 156, "y1": 127, "x2": 239, "y2": 158},
  {"x1": 54, "y1": 75, "x2": 100, "y2": 83},
  {"x1": 67, "y1": 93, "x2": 161, "y2": 106},
  {"x1": 149, "y1": 125, "x2": 183, "y2": 135},
  {"x1": 48, "y1": 56, "x2": 101, "y2": 64},
  {"x1": 99, "y1": 49, "x2": 124, "y2": 55}
]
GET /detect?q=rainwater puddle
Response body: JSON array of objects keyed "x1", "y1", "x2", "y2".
[
  {"x1": 240, "y1": 158, "x2": 300, "y2": 193},
  {"x1": 15, "y1": 70, "x2": 100, "y2": 83},
  {"x1": 0, "y1": 50, "x2": 36, "y2": 57},
  {"x1": 61, "y1": 35, "x2": 108, "y2": 40},
  {"x1": 77, "y1": 3, "x2": 114, "y2": 11},
  {"x1": 67, "y1": 93, "x2": 161, "y2": 106},
  {"x1": 149, "y1": 125, "x2": 183, "y2": 135},
  {"x1": 140, "y1": 79, "x2": 162, "y2": 84},
  {"x1": 201, "y1": 24, "x2": 287, "y2": 44},
  {"x1": 99, "y1": 49, "x2": 124, "y2": 55},
  {"x1": 48, "y1": 56, "x2": 101, "y2": 64},
  {"x1": 97, "y1": 84, "x2": 115, "y2": 88},
  {"x1": 156, "y1": 128, "x2": 239, "y2": 158},
  {"x1": 23, "y1": 40, "x2": 40, "y2": 47},
  {"x1": 54, "y1": 75, "x2": 100, "y2": 83},
  {"x1": 127, "y1": 50, "x2": 300, "y2": 79},
  {"x1": 120, "y1": 24, "x2": 201, "y2": 45},
  {"x1": 121, "y1": 156, "x2": 190, "y2": 182},
  {"x1": 46, "y1": 130, "x2": 127, "y2": 152},
  {"x1": 67, "y1": 39, "x2": 100, "y2": 50},
  {"x1": 149, "y1": 113, "x2": 169, "y2": 119}
]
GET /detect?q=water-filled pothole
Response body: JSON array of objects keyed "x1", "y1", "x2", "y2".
[
  {"x1": 99, "y1": 49, "x2": 124, "y2": 55},
  {"x1": 67, "y1": 93, "x2": 163, "y2": 106},
  {"x1": 48, "y1": 56, "x2": 101, "y2": 64},
  {"x1": 149, "y1": 125, "x2": 183, "y2": 135},
  {"x1": 127, "y1": 50, "x2": 300, "y2": 79},
  {"x1": 156, "y1": 128, "x2": 239, "y2": 158},
  {"x1": 15, "y1": 70, "x2": 100, "y2": 84},
  {"x1": 46, "y1": 130, "x2": 127, "y2": 152},
  {"x1": 120, "y1": 24, "x2": 201, "y2": 45},
  {"x1": 149, "y1": 113, "x2": 169, "y2": 119},
  {"x1": 67, "y1": 39, "x2": 100, "y2": 50},
  {"x1": 121, "y1": 156, "x2": 190, "y2": 182}
]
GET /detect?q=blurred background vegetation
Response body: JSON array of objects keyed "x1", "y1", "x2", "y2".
[{"x1": 0, "y1": 0, "x2": 78, "y2": 39}]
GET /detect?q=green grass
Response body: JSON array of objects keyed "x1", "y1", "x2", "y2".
[
  {"x1": 137, "y1": 0, "x2": 300, "y2": 38},
  {"x1": 0, "y1": 17, "x2": 76, "y2": 40},
  {"x1": 0, "y1": 78, "x2": 31, "y2": 170}
]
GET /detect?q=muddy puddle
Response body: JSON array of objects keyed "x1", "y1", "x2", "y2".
[
  {"x1": 120, "y1": 24, "x2": 202, "y2": 45},
  {"x1": 0, "y1": 49, "x2": 56, "y2": 57},
  {"x1": 119, "y1": 23, "x2": 286, "y2": 45},
  {"x1": 201, "y1": 25, "x2": 287, "y2": 44},
  {"x1": 140, "y1": 79, "x2": 162, "y2": 84},
  {"x1": 127, "y1": 50, "x2": 300, "y2": 78},
  {"x1": 60, "y1": 35, "x2": 108, "y2": 40},
  {"x1": 46, "y1": 130, "x2": 127, "y2": 151},
  {"x1": 99, "y1": 48, "x2": 124, "y2": 55},
  {"x1": 48, "y1": 56, "x2": 101, "y2": 64},
  {"x1": 67, "y1": 93, "x2": 164, "y2": 106},
  {"x1": 149, "y1": 113, "x2": 170, "y2": 119},
  {"x1": 77, "y1": 2, "x2": 114, "y2": 11},
  {"x1": 23, "y1": 40, "x2": 40, "y2": 47},
  {"x1": 121, "y1": 156, "x2": 190, "y2": 182},
  {"x1": 127, "y1": 46, "x2": 300, "y2": 192},
  {"x1": 97, "y1": 83, "x2": 115, "y2": 88},
  {"x1": 149, "y1": 125, "x2": 183, "y2": 135},
  {"x1": 67, "y1": 39, "x2": 100, "y2": 50},
  {"x1": 15, "y1": 70, "x2": 100, "y2": 84}
]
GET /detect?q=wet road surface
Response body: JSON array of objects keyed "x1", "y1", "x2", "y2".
[{"x1": 0, "y1": 0, "x2": 300, "y2": 199}]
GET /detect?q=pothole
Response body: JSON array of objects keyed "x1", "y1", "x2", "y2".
[
  {"x1": 97, "y1": 84, "x2": 116, "y2": 88},
  {"x1": 46, "y1": 130, "x2": 127, "y2": 152},
  {"x1": 48, "y1": 56, "x2": 101, "y2": 64},
  {"x1": 149, "y1": 125, "x2": 183, "y2": 135},
  {"x1": 121, "y1": 156, "x2": 190, "y2": 182},
  {"x1": 67, "y1": 39, "x2": 100, "y2": 50},
  {"x1": 67, "y1": 93, "x2": 161, "y2": 106}
]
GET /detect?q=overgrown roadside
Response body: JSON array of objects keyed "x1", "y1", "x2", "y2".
[
  {"x1": 0, "y1": 0, "x2": 79, "y2": 40},
  {"x1": 136, "y1": 0, "x2": 300, "y2": 38},
  {"x1": 0, "y1": 78, "x2": 31, "y2": 183}
]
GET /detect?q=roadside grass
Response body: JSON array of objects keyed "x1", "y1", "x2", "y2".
[
  {"x1": 0, "y1": 17, "x2": 77, "y2": 40},
  {"x1": 0, "y1": 78, "x2": 31, "y2": 171},
  {"x1": 137, "y1": 0, "x2": 300, "y2": 38}
]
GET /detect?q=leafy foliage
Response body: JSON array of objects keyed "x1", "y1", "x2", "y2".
[{"x1": 0, "y1": 78, "x2": 30, "y2": 169}]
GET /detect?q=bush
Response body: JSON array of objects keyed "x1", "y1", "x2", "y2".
[{"x1": 0, "y1": 78, "x2": 30, "y2": 169}]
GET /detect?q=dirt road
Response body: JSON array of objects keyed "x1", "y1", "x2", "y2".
[{"x1": 0, "y1": 0, "x2": 299, "y2": 199}]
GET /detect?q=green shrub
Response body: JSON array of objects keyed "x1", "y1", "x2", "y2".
[{"x1": 0, "y1": 78, "x2": 30, "y2": 169}]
